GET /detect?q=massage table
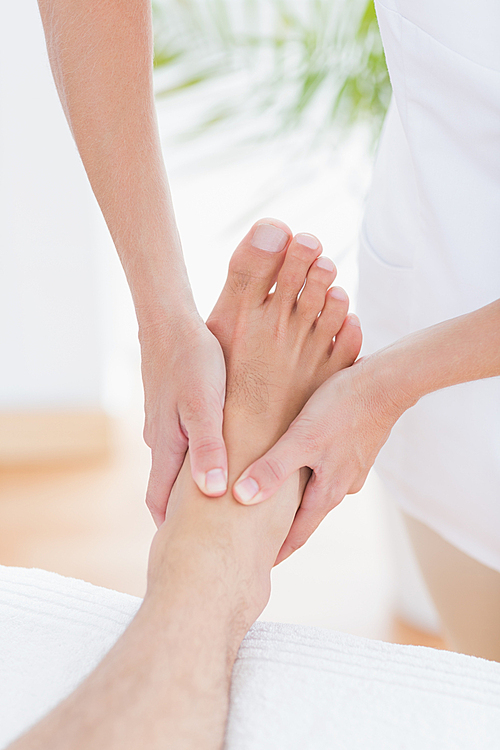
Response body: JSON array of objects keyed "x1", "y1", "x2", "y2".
[{"x1": 1, "y1": 565, "x2": 499, "y2": 748}]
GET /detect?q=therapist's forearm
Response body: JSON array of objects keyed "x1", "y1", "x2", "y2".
[
  {"x1": 37, "y1": 0, "x2": 195, "y2": 326},
  {"x1": 369, "y1": 298, "x2": 500, "y2": 413}
]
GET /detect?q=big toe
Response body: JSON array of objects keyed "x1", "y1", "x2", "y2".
[{"x1": 219, "y1": 219, "x2": 292, "y2": 308}]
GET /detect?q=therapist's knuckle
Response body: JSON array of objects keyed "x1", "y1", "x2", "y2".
[
  {"x1": 262, "y1": 455, "x2": 288, "y2": 483},
  {"x1": 293, "y1": 415, "x2": 328, "y2": 455},
  {"x1": 143, "y1": 422, "x2": 153, "y2": 447},
  {"x1": 327, "y1": 483, "x2": 347, "y2": 511},
  {"x1": 310, "y1": 457, "x2": 333, "y2": 487},
  {"x1": 145, "y1": 492, "x2": 161, "y2": 515},
  {"x1": 313, "y1": 470, "x2": 343, "y2": 510},
  {"x1": 286, "y1": 537, "x2": 306, "y2": 556},
  {"x1": 182, "y1": 394, "x2": 208, "y2": 421},
  {"x1": 145, "y1": 474, "x2": 165, "y2": 514},
  {"x1": 348, "y1": 473, "x2": 368, "y2": 495},
  {"x1": 183, "y1": 396, "x2": 219, "y2": 427},
  {"x1": 189, "y1": 434, "x2": 224, "y2": 458},
  {"x1": 184, "y1": 383, "x2": 222, "y2": 421}
]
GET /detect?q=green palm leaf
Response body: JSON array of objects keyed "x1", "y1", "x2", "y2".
[{"x1": 153, "y1": 0, "x2": 390, "y2": 147}]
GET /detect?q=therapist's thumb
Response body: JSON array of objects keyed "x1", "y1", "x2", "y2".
[
  {"x1": 233, "y1": 425, "x2": 313, "y2": 505},
  {"x1": 182, "y1": 397, "x2": 228, "y2": 498}
]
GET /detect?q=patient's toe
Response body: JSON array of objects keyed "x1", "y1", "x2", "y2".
[{"x1": 221, "y1": 219, "x2": 291, "y2": 306}]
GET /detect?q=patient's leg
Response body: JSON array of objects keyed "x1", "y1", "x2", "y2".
[
  {"x1": 9, "y1": 221, "x2": 361, "y2": 750},
  {"x1": 145, "y1": 221, "x2": 362, "y2": 739}
]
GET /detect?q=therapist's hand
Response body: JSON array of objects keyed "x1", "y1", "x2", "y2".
[
  {"x1": 232, "y1": 355, "x2": 409, "y2": 562},
  {"x1": 233, "y1": 296, "x2": 500, "y2": 562},
  {"x1": 140, "y1": 313, "x2": 227, "y2": 527}
]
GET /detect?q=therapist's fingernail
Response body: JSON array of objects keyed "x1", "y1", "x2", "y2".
[
  {"x1": 234, "y1": 477, "x2": 260, "y2": 504},
  {"x1": 251, "y1": 224, "x2": 289, "y2": 253},
  {"x1": 205, "y1": 468, "x2": 227, "y2": 495}
]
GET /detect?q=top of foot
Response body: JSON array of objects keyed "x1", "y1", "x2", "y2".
[{"x1": 207, "y1": 219, "x2": 362, "y2": 442}]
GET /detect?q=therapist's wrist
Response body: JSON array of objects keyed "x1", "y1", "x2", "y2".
[
  {"x1": 121, "y1": 235, "x2": 198, "y2": 331},
  {"x1": 135, "y1": 284, "x2": 201, "y2": 338},
  {"x1": 137, "y1": 304, "x2": 205, "y2": 348},
  {"x1": 358, "y1": 345, "x2": 421, "y2": 426}
]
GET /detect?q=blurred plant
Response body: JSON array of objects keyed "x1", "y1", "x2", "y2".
[{"x1": 152, "y1": 0, "x2": 391, "y2": 147}]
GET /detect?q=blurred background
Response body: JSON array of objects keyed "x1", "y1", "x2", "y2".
[{"x1": 0, "y1": 0, "x2": 442, "y2": 647}]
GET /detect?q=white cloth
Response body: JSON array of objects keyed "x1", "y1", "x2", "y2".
[
  {"x1": 358, "y1": 1, "x2": 500, "y2": 571},
  {"x1": 1, "y1": 565, "x2": 500, "y2": 749}
]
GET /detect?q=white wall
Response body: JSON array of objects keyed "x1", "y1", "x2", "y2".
[
  {"x1": 0, "y1": 1, "x2": 369, "y2": 415},
  {"x1": 0, "y1": 0, "x2": 121, "y2": 411}
]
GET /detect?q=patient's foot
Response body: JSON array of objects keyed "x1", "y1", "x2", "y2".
[
  {"x1": 150, "y1": 219, "x2": 361, "y2": 635},
  {"x1": 207, "y1": 219, "x2": 361, "y2": 446}
]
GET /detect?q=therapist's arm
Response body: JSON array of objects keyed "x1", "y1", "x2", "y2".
[
  {"x1": 37, "y1": 0, "x2": 228, "y2": 523},
  {"x1": 233, "y1": 298, "x2": 500, "y2": 561}
]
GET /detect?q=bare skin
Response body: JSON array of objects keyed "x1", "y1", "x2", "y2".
[
  {"x1": 38, "y1": 1, "x2": 500, "y2": 568},
  {"x1": 234, "y1": 297, "x2": 500, "y2": 562},
  {"x1": 37, "y1": 0, "x2": 230, "y2": 522},
  {"x1": 7, "y1": 224, "x2": 361, "y2": 750}
]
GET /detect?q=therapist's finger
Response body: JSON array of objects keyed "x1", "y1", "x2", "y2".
[
  {"x1": 182, "y1": 396, "x2": 228, "y2": 497},
  {"x1": 275, "y1": 472, "x2": 347, "y2": 564},
  {"x1": 232, "y1": 419, "x2": 318, "y2": 505},
  {"x1": 145, "y1": 433, "x2": 189, "y2": 527}
]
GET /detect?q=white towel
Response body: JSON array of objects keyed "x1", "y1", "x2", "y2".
[{"x1": 1, "y1": 565, "x2": 499, "y2": 749}]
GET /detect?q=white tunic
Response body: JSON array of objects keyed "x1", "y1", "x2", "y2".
[{"x1": 358, "y1": 1, "x2": 500, "y2": 571}]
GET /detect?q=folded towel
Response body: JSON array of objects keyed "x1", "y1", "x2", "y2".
[{"x1": 1, "y1": 565, "x2": 499, "y2": 748}]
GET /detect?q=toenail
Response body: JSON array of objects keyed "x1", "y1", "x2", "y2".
[
  {"x1": 234, "y1": 477, "x2": 260, "y2": 504},
  {"x1": 251, "y1": 224, "x2": 289, "y2": 253},
  {"x1": 347, "y1": 313, "x2": 361, "y2": 327},
  {"x1": 315, "y1": 256, "x2": 335, "y2": 271},
  {"x1": 296, "y1": 233, "x2": 320, "y2": 250},
  {"x1": 205, "y1": 468, "x2": 227, "y2": 494},
  {"x1": 328, "y1": 287, "x2": 348, "y2": 302}
]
